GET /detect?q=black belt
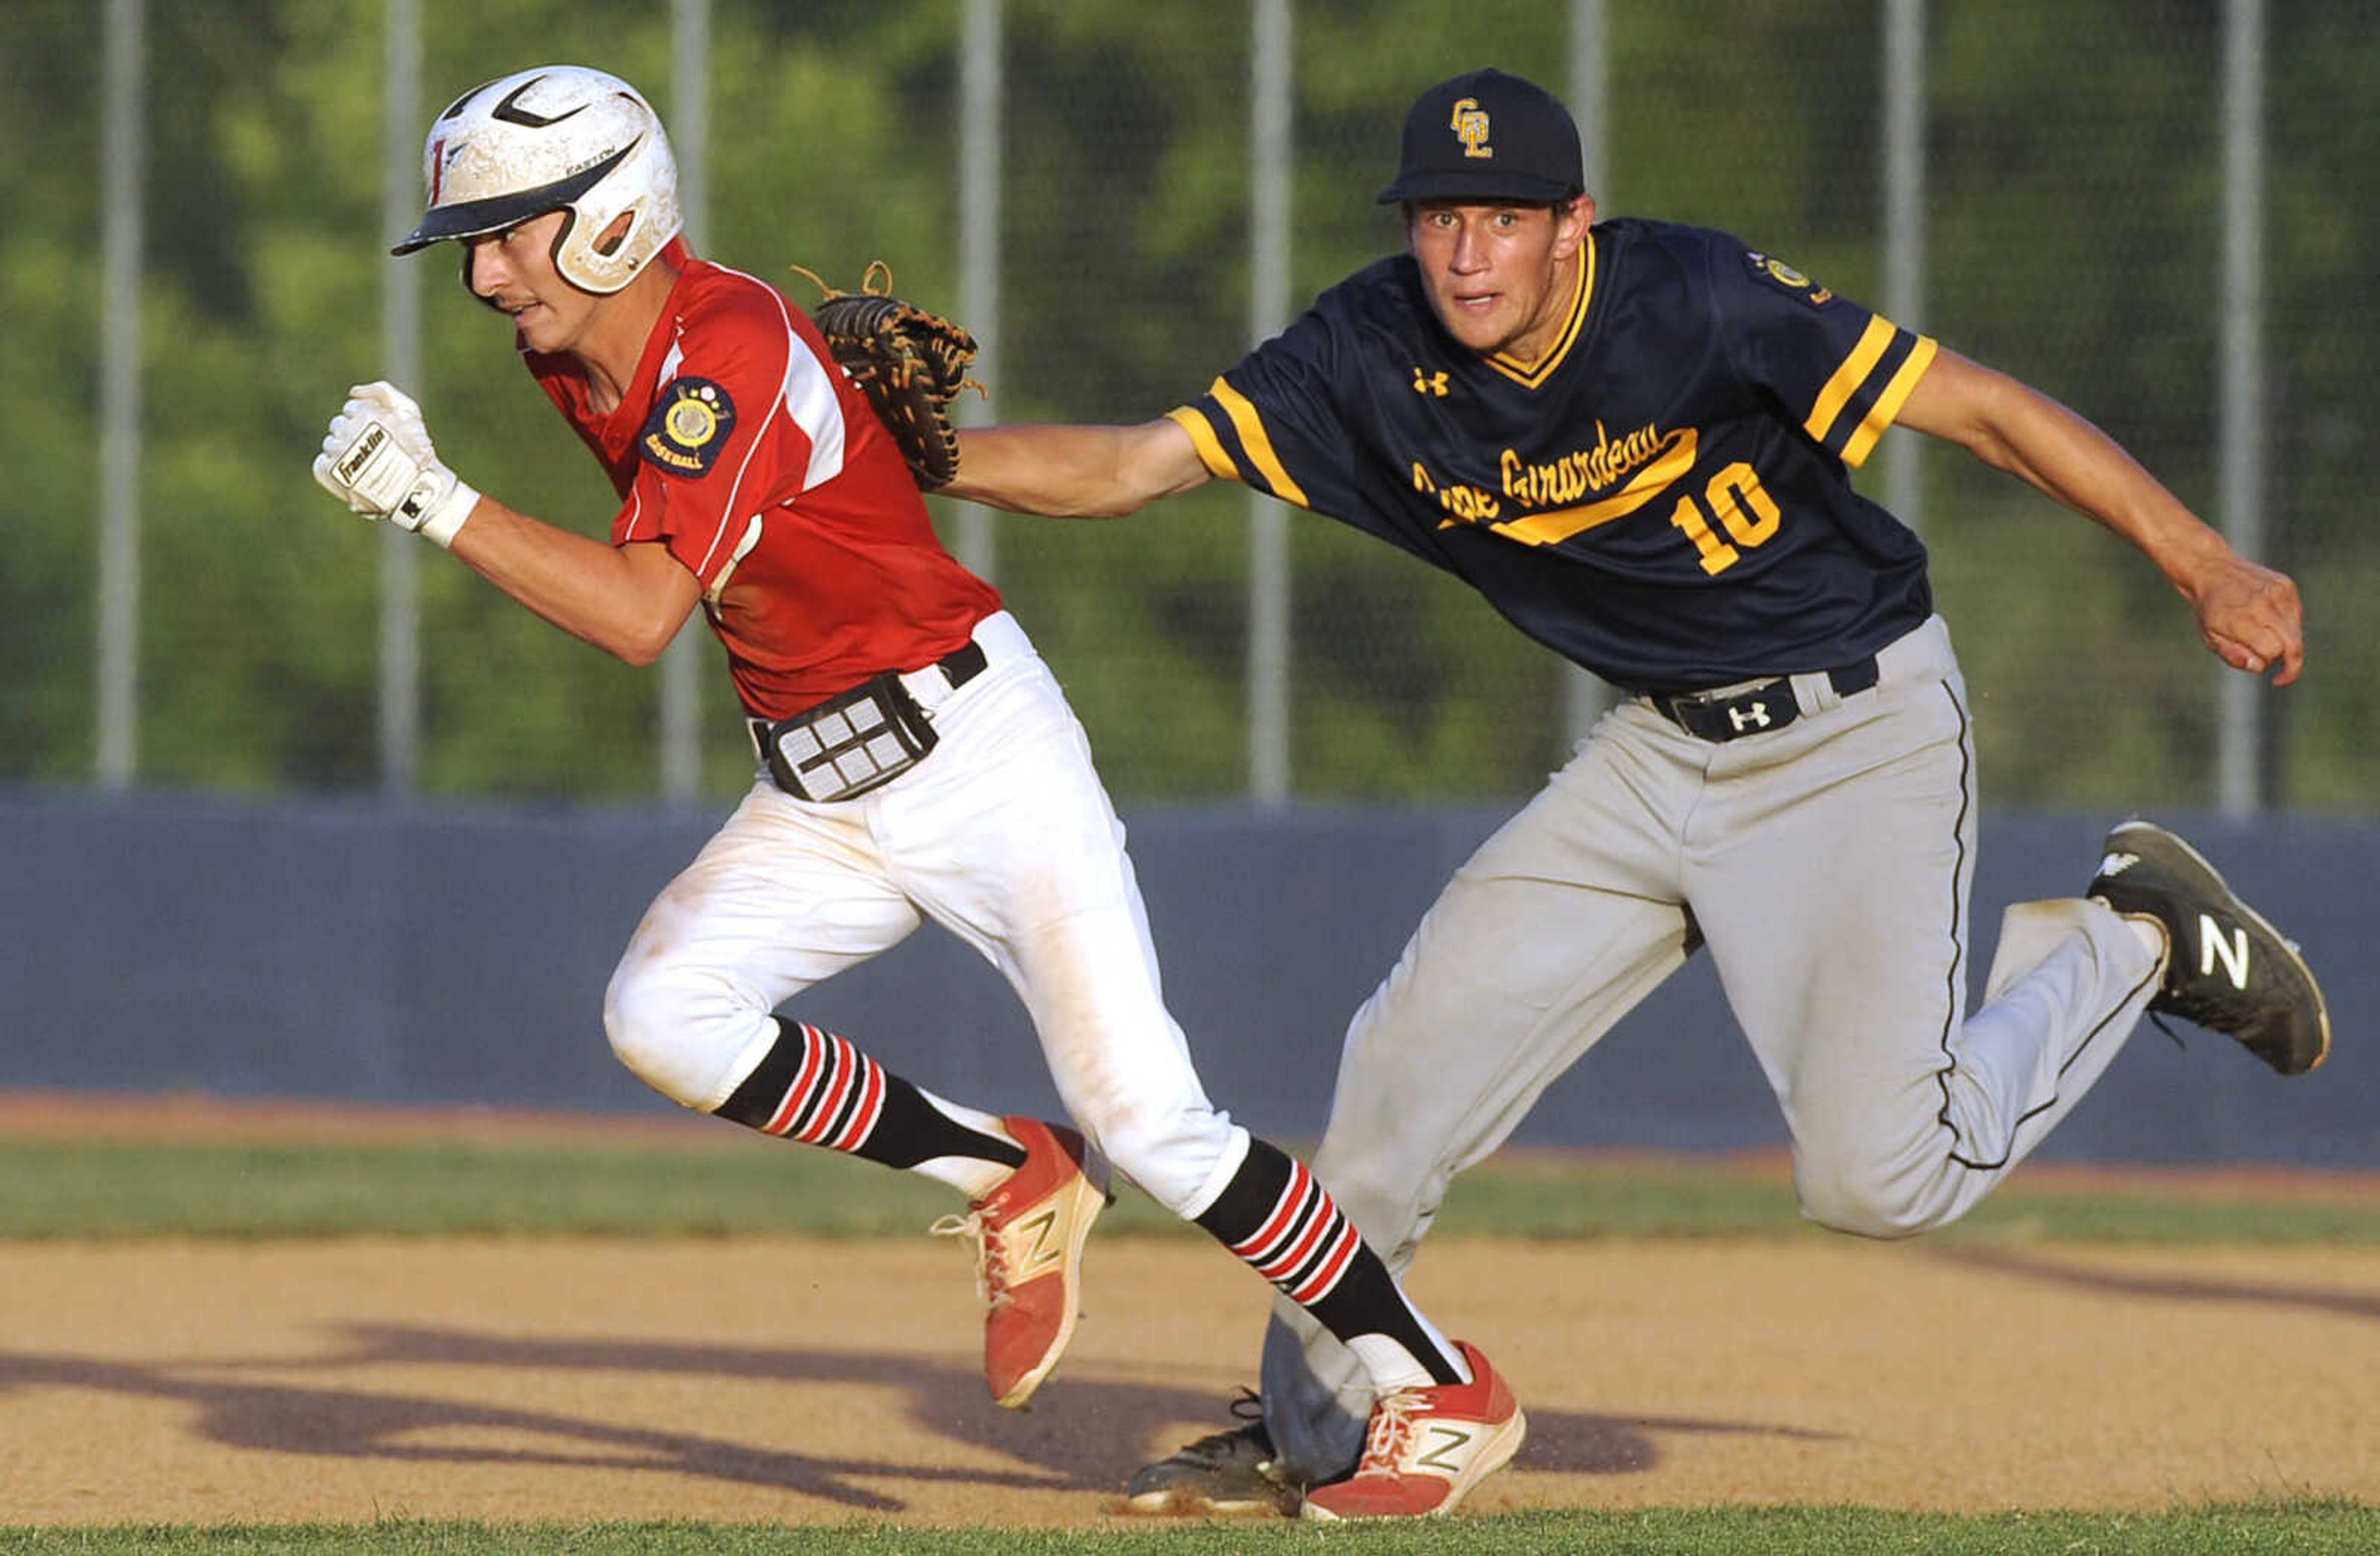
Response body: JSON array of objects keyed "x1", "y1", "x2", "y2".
[
  {"x1": 1646, "y1": 655, "x2": 1879, "y2": 743},
  {"x1": 915, "y1": 638, "x2": 990, "y2": 696}
]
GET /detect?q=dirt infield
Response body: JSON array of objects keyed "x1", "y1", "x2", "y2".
[
  {"x1": 4, "y1": 1234, "x2": 2378, "y2": 1525},
  {"x1": 1, "y1": 1094, "x2": 2375, "y2": 1526}
]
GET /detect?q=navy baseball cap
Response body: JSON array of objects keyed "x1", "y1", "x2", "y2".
[{"x1": 1377, "y1": 68, "x2": 1585, "y2": 205}]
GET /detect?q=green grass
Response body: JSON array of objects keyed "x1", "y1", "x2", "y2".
[
  {"x1": 0, "y1": 1503, "x2": 2372, "y2": 1553},
  {"x1": 0, "y1": 1135, "x2": 2371, "y2": 1244}
]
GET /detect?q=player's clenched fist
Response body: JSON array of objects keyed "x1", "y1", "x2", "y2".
[{"x1": 311, "y1": 381, "x2": 479, "y2": 548}]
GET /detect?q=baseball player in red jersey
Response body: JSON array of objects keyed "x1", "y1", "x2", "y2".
[
  {"x1": 310, "y1": 64, "x2": 1513, "y2": 1503},
  {"x1": 945, "y1": 67, "x2": 2328, "y2": 1517}
]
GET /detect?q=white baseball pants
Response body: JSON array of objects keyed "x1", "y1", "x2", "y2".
[{"x1": 602, "y1": 611, "x2": 1249, "y2": 1216}]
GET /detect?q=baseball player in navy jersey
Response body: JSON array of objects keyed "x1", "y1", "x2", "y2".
[
  {"x1": 307, "y1": 64, "x2": 1515, "y2": 1500},
  {"x1": 946, "y1": 67, "x2": 2329, "y2": 1514}
]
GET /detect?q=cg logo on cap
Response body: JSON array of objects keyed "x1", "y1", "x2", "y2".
[{"x1": 1450, "y1": 97, "x2": 1493, "y2": 160}]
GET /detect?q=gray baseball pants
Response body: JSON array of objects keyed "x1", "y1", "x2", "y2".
[{"x1": 1258, "y1": 614, "x2": 2165, "y2": 1480}]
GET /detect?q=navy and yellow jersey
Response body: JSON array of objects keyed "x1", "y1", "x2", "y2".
[{"x1": 1165, "y1": 218, "x2": 1939, "y2": 692}]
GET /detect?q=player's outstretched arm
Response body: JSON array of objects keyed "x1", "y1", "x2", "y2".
[
  {"x1": 444, "y1": 503, "x2": 702, "y2": 666},
  {"x1": 1895, "y1": 348, "x2": 2304, "y2": 685},
  {"x1": 948, "y1": 418, "x2": 1210, "y2": 519},
  {"x1": 313, "y1": 381, "x2": 702, "y2": 666}
]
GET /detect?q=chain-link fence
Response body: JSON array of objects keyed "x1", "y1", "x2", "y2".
[{"x1": 4, "y1": 0, "x2": 2371, "y2": 810}]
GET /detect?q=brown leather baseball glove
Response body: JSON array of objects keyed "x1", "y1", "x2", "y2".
[{"x1": 791, "y1": 262, "x2": 981, "y2": 489}]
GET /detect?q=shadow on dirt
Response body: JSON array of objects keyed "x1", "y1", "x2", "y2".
[
  {"x1": 0, "y1": 1324, "x2": 1838, "y2": 1511},
  {"x1": 1930, "y1": 1244, "x2": 2380, "y2": 1321}
]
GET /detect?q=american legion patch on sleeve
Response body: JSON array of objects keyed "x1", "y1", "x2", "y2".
[
  {"x1": 640, "y1": 377, "x2": 738, "y2": 476},
  {"x1": 1743, "y1": 250, "x2": 1834, "y2": 307}
]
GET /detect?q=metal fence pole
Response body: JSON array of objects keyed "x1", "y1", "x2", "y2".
[
  {"x1": 661, "y1": 0, "x2": 712, "y2": 803},
  {"x1": 96, "y1": 0, "x2": 144, "y2": 790},
  {"x1": 377, "y1": 0, "x2": 423, "y2": 795},
  {"x1": 2217, "y1": 0, "x2": 2267, "y2": 816},
  {"x1": 951, "y1": 0, "x2": 1003, "y2": 582},
  {"x1": 1247, "y1": 0, "x2": 1293, "y2": 805},
  {"x1": 1561, "y1": 0, "x2": 1613, "y2": 749},
  {"x1": 1879, "y1": 0, "x2": 1926, "y2": 534}
]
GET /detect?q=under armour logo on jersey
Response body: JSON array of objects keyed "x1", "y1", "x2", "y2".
[
  {"x1": 1727, "y1": 701, "x2": 1773, "y2": 733},
  {"x1": 1412, "y1": 368, "x2": 1449, "y2": 397},
  {"x1": 1448, "y1": 97, "x2": 1492, "y2": 159},
  {"x1": 2198, "y1": 913, "x2": 2252, "y2": 989}
]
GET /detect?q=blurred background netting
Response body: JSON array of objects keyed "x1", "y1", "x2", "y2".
[{"x1": 2, "y1": 0, "x2": 2369, "y2": 810}]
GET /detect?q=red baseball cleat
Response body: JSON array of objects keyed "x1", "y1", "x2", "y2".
[
  {"x1": 932, "y1": 1116, "x2": 1110, "y2": 1409},
  {"x1": 1300, "y1": 1340, "x2": 1525, "y2": 1520}
]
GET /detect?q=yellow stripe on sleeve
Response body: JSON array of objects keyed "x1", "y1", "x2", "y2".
[
  {"x1": 1839, "y1": 336, "x2": 1939, "y2": 468},
  {"x1": 1209, "y1": 379, "x2": 1311, "y2": 508},
  {"x1": 1165, "y1": 400, "x2": 1241, "y2": 482},
  {"x1": 1802, "y1": 315, "x2": 1897, "y2": 447}
]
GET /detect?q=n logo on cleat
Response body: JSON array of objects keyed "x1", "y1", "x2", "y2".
[
  {"x1": 2199, "y1": 914, "x2": 2250, "y2": 989},
  {"x1": 1413, "y1": 1424, "x2": 1477, "y2": 1474},
  {"x1": 1013, "y1": 1208, "x2": 1064, "y2": 1275}
]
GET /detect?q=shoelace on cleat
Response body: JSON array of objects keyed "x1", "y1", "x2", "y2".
[
  {"x1": 1355, "y1": 1389, "x2": 1421, "y2": 1474},
  {"x1": 929, "y1": 1209, "x2": 1015, "y2": 1310},
  {"x1": 1173, "y1": 1392, "x2": 1271, "y2": 1467}
]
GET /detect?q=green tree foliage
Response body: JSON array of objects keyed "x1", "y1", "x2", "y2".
[
  {"x1": 2, "y1": 1, "x2": 107, "y2": 783},
  {"x1": 2, "y1": 1, "x2": 2371, "y2": 808}
]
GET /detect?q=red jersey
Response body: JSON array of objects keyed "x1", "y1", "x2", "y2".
[{"x1": 530, "y1": 241, "x2": 1000, "y2": 718}]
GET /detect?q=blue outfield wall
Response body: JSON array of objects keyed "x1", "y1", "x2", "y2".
[{"x1": 1, "y1": 789, "x2": 2368, "y2": 1168}]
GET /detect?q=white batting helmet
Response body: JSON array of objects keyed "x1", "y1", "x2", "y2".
[{"x1": 393, "y1": 65, "x2": 681, "y2": 294}]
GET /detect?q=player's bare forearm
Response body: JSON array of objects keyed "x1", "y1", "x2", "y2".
[
  {"x1": 1900, "y1": 350, "x2": 2205, "y2": 561},
  {"x1": 949, "y1": 420, "x2": 1209, "y2": 518},
  {"x1": 446, "y1": 498, "x2": 702, "y2": 665},
  {"x1": 1898, "y1": 348, "x2": 2304, "y2": 684}
]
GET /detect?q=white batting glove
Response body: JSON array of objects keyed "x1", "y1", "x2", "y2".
[{"x1": 312, "y1": 381, "x2": 480, "y2": 548}]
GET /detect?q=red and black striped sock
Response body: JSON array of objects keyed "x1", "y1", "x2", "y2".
[
  {"x1": 713, "y1": 1018, "x2": 1026, "y2": 1172},
  {"x1": 1194, "y1": 1136, "x2": 1463, "y2": 1386}
]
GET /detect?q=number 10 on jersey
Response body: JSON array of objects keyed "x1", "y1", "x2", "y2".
[{"x1": 1668, "y1": 460, "x2": 1783, "y2": 575}]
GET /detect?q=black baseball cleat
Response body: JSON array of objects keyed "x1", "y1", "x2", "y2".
[
  {"x1": 2087, "y1": 820, "x2": 2330, "y2": 1076},
  {"x1": 1124, "y1": 1393, "x2": 1302, "y2": 1516}
]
